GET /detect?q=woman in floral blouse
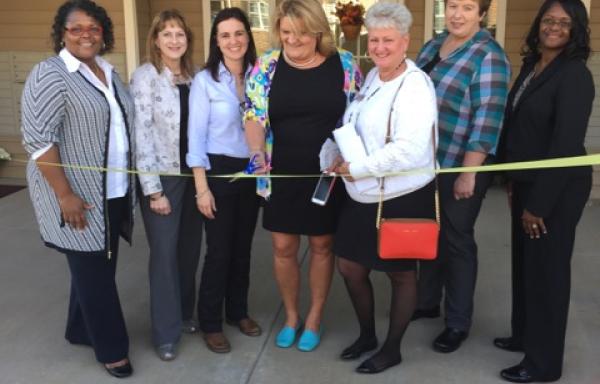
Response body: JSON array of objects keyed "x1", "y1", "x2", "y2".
[
  {"x1": 244, "y1": 0, "x2": 361, "y2": 352},
  {"x1": 130, "y1": 9, "x2": 202, "y2": 362}
]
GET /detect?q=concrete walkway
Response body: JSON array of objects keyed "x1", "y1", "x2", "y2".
[{"x1": 0, "y1": 187, "x2": 599, "y2": 384}]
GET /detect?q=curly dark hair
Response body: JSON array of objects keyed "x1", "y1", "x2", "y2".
[
  {"x1": 51, "y1": 0, "x2": 115, "y2": 55},
  {"x1": 205, "y1": 8, "x2": 257, "y2": 82},
  {"x1": 522, "y1": 0, "x2": 591, "y2": 63}
]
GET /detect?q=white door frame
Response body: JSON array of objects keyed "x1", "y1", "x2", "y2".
[{"x1": 122, "y1": 0, "x2": 140, "y2": 80}]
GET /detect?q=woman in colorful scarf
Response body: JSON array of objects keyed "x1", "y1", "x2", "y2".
[{"x1": 243, "y1": 0, "x2": 361, "y2": 352}]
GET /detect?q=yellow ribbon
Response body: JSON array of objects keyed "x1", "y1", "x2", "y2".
[{"x1": 7, "y1": 154, "x2": 600, "y2": 179}]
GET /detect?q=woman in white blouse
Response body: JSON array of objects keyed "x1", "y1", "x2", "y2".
[
  {"x1": 326, "y1": 3, "x2": 437, "y2": 374},
  {"x1": 186, "y1": 7, "x2": 260, "y2": 354},
  {"x1": 130, "y1": 10, "x2": 202, "y2": 361}
]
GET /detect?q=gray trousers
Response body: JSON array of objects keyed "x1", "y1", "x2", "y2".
[
  {"x1": 417, "y1": 172, "x2": 492, "y2": 332},
  {"x1": 140, "y1": 176, "x2": 203, "y2": 346}
]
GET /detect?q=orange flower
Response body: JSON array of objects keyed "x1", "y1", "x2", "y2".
[{"x1": 334, "y1": 1, "x2": 365, "y2": 26}]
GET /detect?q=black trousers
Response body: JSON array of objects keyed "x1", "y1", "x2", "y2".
[
  {"x1": 197, "y1": 155, "x2": 260, "y2": 333},
  {"x1": 511, "y1": 177, "x2": 590, "y2": 380},
  {"x1": 417, "y1": 172, "x2": 492, "y2": 331},
  {"x1": 64, "y1": 196, "x2": 129, "y2": 364}
]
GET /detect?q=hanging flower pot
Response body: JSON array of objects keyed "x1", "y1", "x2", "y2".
[
  {"x1": 334, "y1": 1, "x2": 365, "y2": 41},
  {"x1": 341, "y1": 23, "x2": 362, "y2": 41}
]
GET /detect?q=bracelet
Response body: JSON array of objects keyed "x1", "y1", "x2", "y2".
[
  {"x1": 195, "y1": 190, "x2": 209, "y2": 199},
  {"x1": 149, "y1": 192, "x2": 165, "y2": 202}
]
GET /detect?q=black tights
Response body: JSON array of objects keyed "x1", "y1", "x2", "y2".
[{"x1": 338, "y1": 257, "x2": 416, "y2": 368}]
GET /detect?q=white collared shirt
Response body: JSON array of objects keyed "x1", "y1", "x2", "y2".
[{"x1": 33, "y1": 49, "x2": 129, "y2": 199}]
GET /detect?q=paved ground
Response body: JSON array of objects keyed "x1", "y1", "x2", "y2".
[{"x1": 0, "y1": 187, "x2": 599, "y2": 384}]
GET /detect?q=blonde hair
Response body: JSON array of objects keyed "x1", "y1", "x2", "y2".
[
  {"x1": 146, "y1": 9, "x2": 195, "y2": 79},
  {"x1": 272, "y1": 0, "x2": 336, "y2": 57}
]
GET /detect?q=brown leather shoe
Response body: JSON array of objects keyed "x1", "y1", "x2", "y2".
[
  {"x1": 203, "y1": 332, "x2": 231, "y2": 353},
  {"x1": 226, "y1": 317, "x2": 262, "y2": 337}
]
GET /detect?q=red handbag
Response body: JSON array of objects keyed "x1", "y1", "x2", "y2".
[{"x1": 376, "y1": 81, "x2": 440, "y2": 260}]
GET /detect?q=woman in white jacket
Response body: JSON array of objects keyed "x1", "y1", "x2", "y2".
[{"x1": 325, "y1": 2, "x2": 437, "y2": 374}]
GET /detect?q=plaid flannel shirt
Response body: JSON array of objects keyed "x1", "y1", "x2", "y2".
[{"x1": 416, "y1": 29, "x2": 511, "y2": 168}]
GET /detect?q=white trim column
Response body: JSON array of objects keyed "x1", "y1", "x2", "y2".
[
  {"x1": 123, "y1": 0, "x2": 140, "y2": 80},
  {"x1": 582, "y1": 0, "x2": 591, "y2": 13},
  {"x1": 424, "y1": 0, "x2": 434, "y2": 44},
  {"x1": 202, "y1": 0, "x2": 212, "y2": 59},
  {"x1": 495, "y1": 0, "x2": 507, "y2": 47}
]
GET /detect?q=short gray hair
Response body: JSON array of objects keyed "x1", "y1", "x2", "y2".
[{"x1": 364, "y1": 2, "x2": 413, "y2": 35}]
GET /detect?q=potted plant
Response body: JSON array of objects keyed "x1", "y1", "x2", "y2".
[{"x1": 334, "y1": 1, "x2": 365, "y2": 41}]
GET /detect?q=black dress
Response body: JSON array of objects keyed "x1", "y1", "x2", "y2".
[{"x1": 263, "y1": 52, "x2": 347, "y2": 235}]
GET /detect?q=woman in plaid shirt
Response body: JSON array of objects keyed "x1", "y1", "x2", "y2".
[{"x1": 413, "y1": 0, "x2": 511, "y2": 353}]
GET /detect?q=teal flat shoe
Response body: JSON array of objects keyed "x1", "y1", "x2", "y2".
[
  {"x1": 275, "y1": 322, "x2": 302, "y2": 348},
  {"x1": 297, "y1": 327, "x2": 322, "y2": 352}
]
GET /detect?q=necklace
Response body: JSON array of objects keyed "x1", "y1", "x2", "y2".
[
  {"x1": 282, "y1": 50, "x2": 318, "y2": 68},
  {"x1": 379, "y1": 60, "x2": 406, "y2": 82}
]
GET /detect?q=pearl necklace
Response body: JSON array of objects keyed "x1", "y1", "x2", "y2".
[{"x1": 282, "y1": 50, "x2": 318, "y2": 68}]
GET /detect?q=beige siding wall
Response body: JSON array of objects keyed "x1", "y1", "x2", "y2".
[
  {"x1": 504, "y1": 0, "x2": 538, "y2": 81},
  {"x1": 406, "y1": 0, "x2": 425, "y2": 59},
  {"x1": 137, "y1": 0, "x2": 152, "y2": 61}
]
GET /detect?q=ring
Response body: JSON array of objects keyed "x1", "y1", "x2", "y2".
[{"x1": 531, "y1": 224, "x2": 538, "y2": 228}]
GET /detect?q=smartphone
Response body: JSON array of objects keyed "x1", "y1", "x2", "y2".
[{"x1": 311, "y1": 173, "x2": 336, "y2": 206}]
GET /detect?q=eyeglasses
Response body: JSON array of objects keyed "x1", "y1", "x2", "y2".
[
  {"x1": 64, "y1": 25, "x2": 103, "y2": 36},
  {"x1": 541, "y1": 18, "x2": 572, "y2": 29}
]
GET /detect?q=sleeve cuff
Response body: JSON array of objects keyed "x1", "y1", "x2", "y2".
[
  {"x1": 31, "y1": 143, "x2": 54, "y2": 160},
  {"x1": 186, "y1": 153, "x2": 211, "y2": 170},
  {"x1": 349, "y1": 161, "x2": 369, "y2": 179}
]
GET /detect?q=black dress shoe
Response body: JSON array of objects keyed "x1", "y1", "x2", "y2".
[
  {"x1": 411, "y1": 305, "x2": 441, "y2": 321},
  {"x1": 340, "y1": 337, "x2": 378, "y2": 360},
  {"x1": 433, "y1": 327, "x2": 468, "y2": 353},
  {"x1": 500, "y1": 364, "x2": 535, "y2": 383},
  {"x1": 494, "y1": 337, "x2": 524, "y2": 352},
  {"x1": 355, "y1": 355, "x2": 402, "y2": 374},
  {"x1": 104, "y1": 361, "x2": 133, "y2": 378}
]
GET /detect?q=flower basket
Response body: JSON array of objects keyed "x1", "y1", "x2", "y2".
[
  {"x1": 334, "y1": 1, "x2": 365, "y2": 41},
  {"x1": 341, "y1": 23, "x2": 362, "y2": 40}
]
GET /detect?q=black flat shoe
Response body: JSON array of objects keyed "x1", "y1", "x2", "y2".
[
  {"x1": 433, "y1": 327, "x2": 468, "y2": 353},
  {"x1": 494, "y1": 337, "x2": 524, "y2": 352},
  {"x1": 340, "y1": 337, "x2": 378, "y2": 360},
  {"x1": 355, "y1": 355, "x2": 402, "y2": 374},
  {"x1": 500, "y1": 364, "x2": 534, "y2": 383},
  {"x1": 104, "y1": 361, "x2": 133, "y2": 378},
  {"x1": 411, "y1": 305, "x2": 441, "y2": 321}
]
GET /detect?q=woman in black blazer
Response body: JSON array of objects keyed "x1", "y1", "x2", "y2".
[{"x1": 495, "y1": 0, "x2": 593, "y2": 382}]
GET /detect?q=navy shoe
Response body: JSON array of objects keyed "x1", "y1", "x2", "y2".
[
  {"x1": 104, "y1": 360, "x2": 133, "y2": 378},
  {"x1": 433, "y1": 327, "x2": 468, "y2": 353}
]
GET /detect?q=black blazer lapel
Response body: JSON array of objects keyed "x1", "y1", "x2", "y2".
[{"x1": 514, "y1": 53, "x2": 568, "y2": 111}]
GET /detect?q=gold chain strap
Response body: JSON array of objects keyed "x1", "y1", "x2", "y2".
[{"x1": 375, "y1": 72, "x2": 440, "y2": 228}]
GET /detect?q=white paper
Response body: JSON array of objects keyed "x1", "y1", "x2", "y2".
[{"x1": 333, "y1": 123, "x2": 379, "y2": 193}]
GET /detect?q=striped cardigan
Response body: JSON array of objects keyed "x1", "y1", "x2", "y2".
[{"x1": 21, "y1": 56, "x2": 136, "y2": 253}]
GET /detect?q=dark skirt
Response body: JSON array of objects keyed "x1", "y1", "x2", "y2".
[
  {"x1": 263, "y1": 177, "x2": 346, "y2": 236},
  {"x1": 334, "y1": 181, "x2": 436, "y2": 272}
]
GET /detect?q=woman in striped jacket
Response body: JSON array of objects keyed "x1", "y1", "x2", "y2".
[{"x1": 20, "y1": 0, "x2": 136, "y2": 378}]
